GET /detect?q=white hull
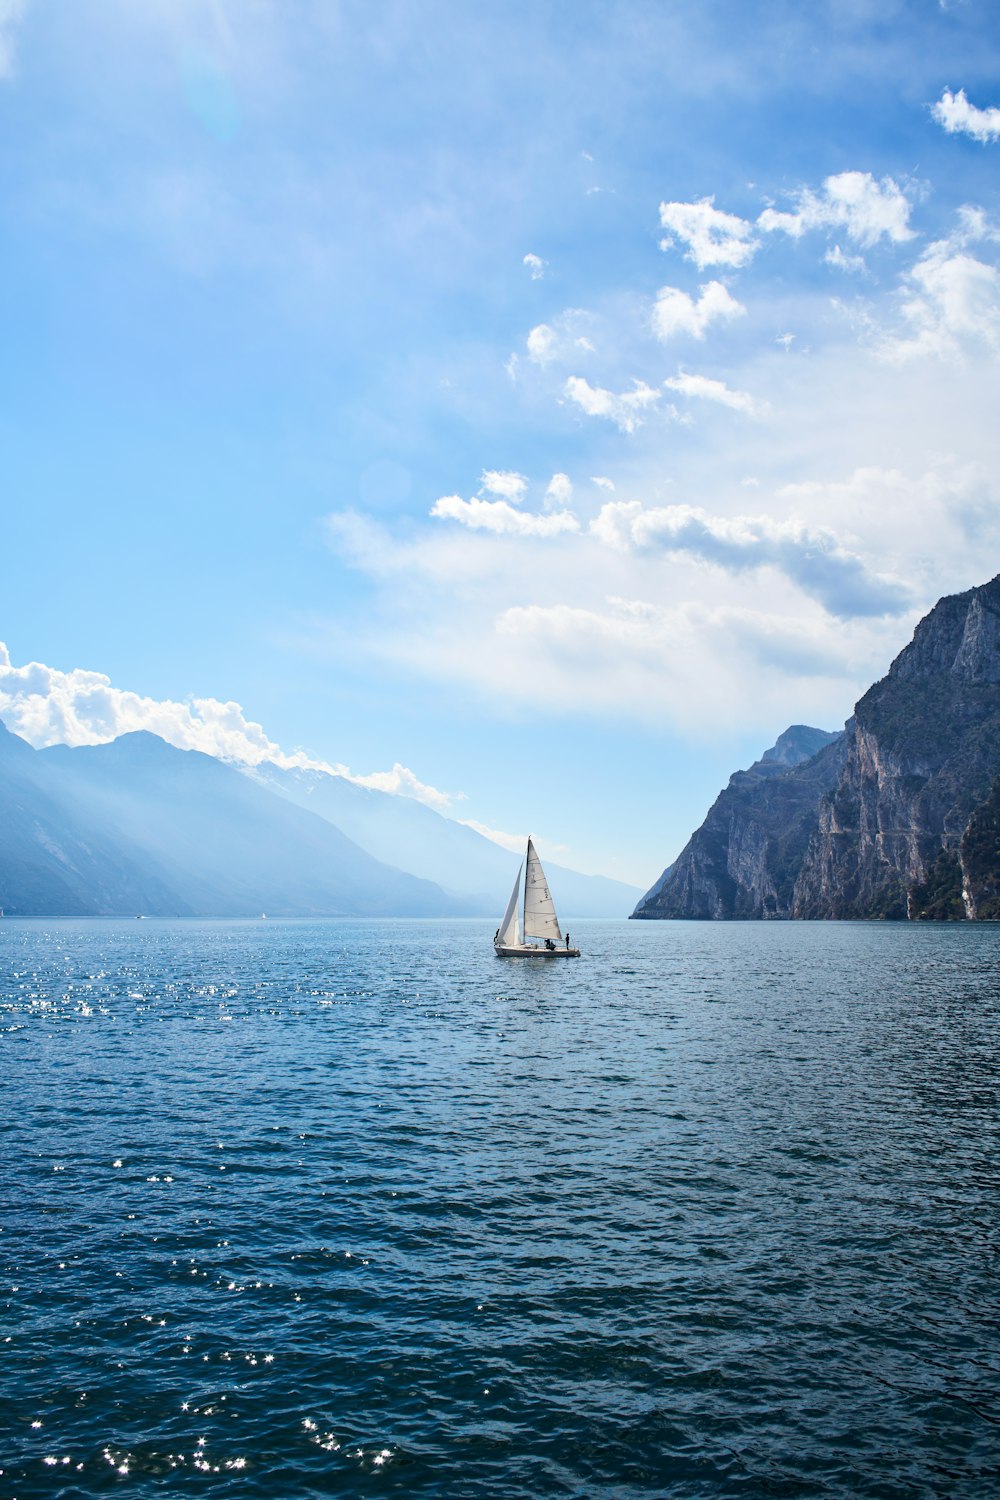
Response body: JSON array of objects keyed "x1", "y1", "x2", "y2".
[{"x1": 495, "y1": 943, "x2": 580, "y2": 958}]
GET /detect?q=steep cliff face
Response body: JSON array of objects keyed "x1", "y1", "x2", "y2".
[
  {"x1": 633, "y1": 727, "x2": 844, "y2": 920},
  {"x1": 634, "y1": 575, "x2": 1000, "y2": 921},
  {"x1": 793, "y1": 577, "x2": 1000, "y2": 919}
]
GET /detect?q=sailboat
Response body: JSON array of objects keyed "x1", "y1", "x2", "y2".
[{"x1": 494, "y1": 838, "x2": 580, "y2": 957}]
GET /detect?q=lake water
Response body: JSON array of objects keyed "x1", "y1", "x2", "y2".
[{"x1": 2, "y1": 917, "x2": 999, "y2": 1498}]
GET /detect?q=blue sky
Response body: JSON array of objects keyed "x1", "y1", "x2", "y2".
[{"x1": 2, "y1": 0, "x2": 1000, "y2": 887}]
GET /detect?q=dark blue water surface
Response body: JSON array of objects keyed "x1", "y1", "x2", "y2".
[{"x1": 2, "y1": 918, "x2": 1000, "y2": 1499}]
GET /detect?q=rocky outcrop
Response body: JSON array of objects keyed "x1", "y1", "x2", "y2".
[
  {"x1": 793, "y1": 577, "x2": 1000, "y2": 919},
  {"x1": 633, "y1": 727, "x2": 844, "y2": 919},
  {"x1": 634, "y1": 575, "x2": 1000, "y2": 921}
]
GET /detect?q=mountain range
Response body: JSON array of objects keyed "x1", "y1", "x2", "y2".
[
  {"x1": 0, "y1": 725, "x2": 640, "y2": 918},
  {"x1": 634, "y1": 574, "x2": 1000, "y2": 921}
]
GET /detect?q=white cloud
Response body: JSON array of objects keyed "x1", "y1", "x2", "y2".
[
  {"x1": 458, "y1": 818, "x2": 526, "y2": 853},
  {"x1": 346, "y1": 762, "x2": 458, "y2": 810},
  {"x1": 563, "y1": 375, "x2": 660, "y2": 432},
  {"x1": 485, "y1": 595, "x2": 886, "y2": 731},
  {"x1": 323, "y1": 444, "x2": 998, "y2": 738},
  {"x1": 588, "y1": 501, "x2": 909, "y2": 617},
  {"x1": 480, "y1": 468, "x2": 527, "y2": 503},
  {"x1": 0, "y1": 642, "x2": 459, "y2": 809},
  {"x1": 544, "y1": 472, "x2": 573, "y2": 509},
  {"x1": 932, "y1": 88, "x2": 1000, "y2": 143},
  {"x1": 524, "y1": 310, "x2": 596, "y2": 366},
  {"x1": 526, "y1": 324, "x2": 555, "y2": 362},
  {"x1": 0, "y1": 0, "x2": 25, "y2": 79},
  {"x1": 652, "y1": 280, "x2": 745, "y2": 340},
  {"x1": 523, "y1": 252, "x2": 547, "y2": 279},
  {"x1": 825, "y1": 244, "x2": 867, "y2": 274},
  {"x1": 659, "y1": 197, "x2": 758, "y2": 269},
  {"x1": 663, "y1": 371, "x2": 765, "y2": 417},
  {"x1": 431, "y1": 494, "x2": 579, "y2": 536},
  {"x1": 759, "y1": 171, "x2": 914, "y2": 247},
  {"x1": 883, "y1": 236, "x2": 1000, "y2": 361},
  {"x1": 591, "y1": 475, "x2": 616, "y2": 491}
]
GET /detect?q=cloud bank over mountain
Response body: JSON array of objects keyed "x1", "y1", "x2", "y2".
[{"x1": 0, "y1": 644, "x2": 457, "y2": 811}]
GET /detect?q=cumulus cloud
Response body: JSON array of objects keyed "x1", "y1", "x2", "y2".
[
  {"x1": 588, "y1": 501, "x2": 909, "y2": 617},
  {"x1": 659, "y1": 197, "x2": 758, "y2": 269},
  {"x1": 523, "y1": 252, "x2": 547, "y2": 278},
  {"x1": 347, "y1": 762, "x2": 458, "y2": 810},
  {"x1": 564, "y1": 375, "x2": 660, "y2": 432},
  {"x1": 883, "y1": 234, "x2": 1000, "y2": 361},
  {"x1": 652, "y1": 280, "x2": 745, "y2": 341},
  {"x1": 591, "y1": 475, "x2": 616, "y2": 491},
  {"x1": 480, "y1": 469, "x2": 527, "y2": 503},
  {"x1": 0, "y1": 642, "x2": 459, "y2": 809},
  {"x1": 0, "y1": 0, "x2": 25, "y2": 79},
  {"x1": 431, "y1": 494, "x2": 579, "y2": 536},
  {"x1": 932, "y1": 88, "x2": 1000, "y2": 143},
  {"x1": 663, "y1": 371, "x2": 764, "y2": 417},
  {"x1": 759, "y1": 171, "x2": 914, "y2": 247}
]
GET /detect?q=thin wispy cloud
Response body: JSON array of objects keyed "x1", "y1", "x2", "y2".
[
  {"x1": 544, "y1": 472, "x2": 573, "y2": 509},
  {"x1": 932, "y1": 87, "x2": 1000, "y2": 143},
  {"x1": 0, "y1": 0, "x2": 25, "y2": 79},
  {"x1": 825, "y1": 244, "x2": 867, "y2": 274},
  {"x1": 523, "y1": 251, "x2": 547, "y2": 279},
  {"x1": 663, "y1": 371, "x2": 765, "y2": 417},
  {"x1": 524, "y1": 313, "x2": 596, "y2": 366},
  {"x1": 458, "y1": 817, "x2": 525, "y2": 853}
]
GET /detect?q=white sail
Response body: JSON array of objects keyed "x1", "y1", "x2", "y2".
[
  {"x1": 523, "y1": 837, "x2": 562, "y2": 941},
  {"x1": 497, "y1": 864, "x2": 522, "y2": 946}
]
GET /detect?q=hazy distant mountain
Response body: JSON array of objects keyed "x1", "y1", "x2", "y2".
[
  {"x1": 0, "y1": 722, "x2": 185, "y2": 916},
  {"x1": 245, "y1": 762, "x2": 642, "y2": 916},
  {"x1": 0, "y1": 728, "x2": 460, "y2": 917},
  {"x1": 0, "y1": 724, "x2": 639, "y2": 918},
  {"x1": 31, "y1": 732, "x2": 460, "y2": 918}
]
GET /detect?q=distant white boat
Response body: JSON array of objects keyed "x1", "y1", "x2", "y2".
[{"x1": 494, "y1": 838, "x2": 580, "y2": 958}]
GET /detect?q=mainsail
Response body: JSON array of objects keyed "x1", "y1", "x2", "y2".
[
  {"x1": 497, "y1": 864, "x2": 522, "y2": 947},
  {"x1": 523, "y1": 837, "x2": 562, "y2": 941}
]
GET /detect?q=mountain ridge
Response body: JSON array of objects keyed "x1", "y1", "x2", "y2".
[
  {"x1": 0, "y1": 725, "x2": 638, "y2": 917},
  {"x1": 634, "y1": 574, "x2": 1000, "y2": 922}
]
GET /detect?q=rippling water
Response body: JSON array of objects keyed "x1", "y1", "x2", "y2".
[{"x1": 2, "y1": 917, "x2": 999, "y2": 1498}]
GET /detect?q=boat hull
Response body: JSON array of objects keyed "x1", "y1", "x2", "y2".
[{"x1": 494, "y1": 943, "x2": 580, "y2": 958}]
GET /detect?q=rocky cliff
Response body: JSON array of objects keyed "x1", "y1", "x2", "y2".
[
  {"x1": 634, "y1": 575, "x2": 1000, "y2": 921},
  {"x1": 634, "y1": 726, "x2": 844, "y2": 919}
]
